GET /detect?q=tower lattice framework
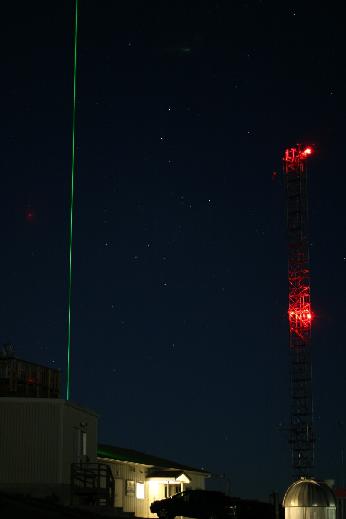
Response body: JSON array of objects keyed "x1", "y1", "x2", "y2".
[{"x1": 283, "y1": 144, "x2": 314, "y2": 476}]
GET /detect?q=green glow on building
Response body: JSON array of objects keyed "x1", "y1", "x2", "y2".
[{"x1": 66, "y1": 0, "x2": 79, "y2": 401}]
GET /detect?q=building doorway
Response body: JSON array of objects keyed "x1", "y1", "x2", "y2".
[
  {"x1": 164, "y1": 484, "x2": 182, "y2": 497},
  {"x1": 114, "y1": 478, "x2": 123, "y2": 508}
]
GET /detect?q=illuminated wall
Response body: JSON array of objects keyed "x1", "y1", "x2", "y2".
[{"x1": 98, "y1": 457, "x2": 207, "y2": 518}]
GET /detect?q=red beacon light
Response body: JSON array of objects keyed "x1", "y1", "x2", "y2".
[
  {"x1": 302, "y1": 146, "x2": 313, "y2": 157},
  {"x1": 283, "y1": 144, "x2": 314, "y2": 165}
]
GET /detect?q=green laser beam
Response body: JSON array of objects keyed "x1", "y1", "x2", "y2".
[{"x1": 66, "y1": 0, "x2": 78, "y2": 401}]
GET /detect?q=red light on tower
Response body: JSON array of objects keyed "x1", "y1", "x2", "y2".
[
  {"x1": 283, "y1": 144, "x2": 314, "y2": 166},
  {"x1": 283, "y1": 140, "x2": 315, "y2": 474},
  {"x1": 302, "y1": 146, "x2": 313, "y2": 156}
]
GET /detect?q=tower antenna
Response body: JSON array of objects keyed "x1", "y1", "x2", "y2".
[{"x1": 283, "y1": 144, "x2": 315, "y2": 476}]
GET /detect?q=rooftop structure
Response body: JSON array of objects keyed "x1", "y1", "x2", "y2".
[{"x1": 0, "y1": 348, "x2": 60, "y2": 398}]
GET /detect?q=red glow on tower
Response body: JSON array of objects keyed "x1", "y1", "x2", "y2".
[
  {"x1": 283, "y1": 144, "x2": 314, "y2": 341},
  {"x1": 302, "y1": 146, "x2": 313, "y2": 156},
  {"x1": 283, "y1": 143, "x2": 315, "y2": 475},
  {"x1": 288, "y1": 287, "x2": 312, "y2": 339}
]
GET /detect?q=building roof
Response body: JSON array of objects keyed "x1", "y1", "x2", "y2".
[
  {"x1": 97, "y1": 443, "x2": 209, "y2": 475},
  {"x1": 0, "y1": 397, "x2": 99, "y2": 417},
  {"x1": 148, "y1": 470, "x2": 189, "y2": 478},
  {"x1": 283, "y1": 479, "x2": 336, "y2": 508},
  {"x1": 0, "y1": 355, "x2": 61, "y2": 373}
]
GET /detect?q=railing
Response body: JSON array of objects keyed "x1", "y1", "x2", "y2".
[{"x1": 71, "y1": 462, "x2": 115, "y2": 506}]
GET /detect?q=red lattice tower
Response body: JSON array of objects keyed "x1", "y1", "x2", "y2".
[{"x1": 283, "y1": 144, "x2": 315, "y2": 476}]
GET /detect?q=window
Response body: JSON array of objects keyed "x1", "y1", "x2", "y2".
[
  {"x1": 81, "y1": 431, "x2": 87, "y2": 457},
  {"x1": 126, "y1": 480, "x2": 135, "y2": 495},
  {"x1": 136, "y1": 482, "x2": 145, "y2": 499}
]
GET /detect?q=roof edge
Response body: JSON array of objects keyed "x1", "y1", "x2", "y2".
[{"x1": 97, "y1": 444, "x2": 210, "y2": 475}]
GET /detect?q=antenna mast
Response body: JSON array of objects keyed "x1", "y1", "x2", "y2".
[{"x1": 283, "y1": 144, "x2": 315, "y2": 476}]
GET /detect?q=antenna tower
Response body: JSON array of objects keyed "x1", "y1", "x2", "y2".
[{"x1": 283, "y1": 144, "x2": 315, "y2": 476}]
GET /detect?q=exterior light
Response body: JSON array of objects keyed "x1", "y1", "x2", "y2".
[{"x1": 136, "y1": 482, "x2": 145, "y2": 499}]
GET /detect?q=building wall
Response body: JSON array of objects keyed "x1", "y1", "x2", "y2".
[
  {"x1": 99, "y1": 458, "x2": 207, "y2": 519},
  {"x1": 105, "y1": 460, "x2": 148, "y2": 516},
  {"x1": 146, "y1": 472, "x2": 205, "y2": 519},
  {"x1": 187, "y1": 472, "x2": 205, "y2": 490},
  {"x1": 285, "y1": 507, "x2": 336, "y2": 519},
  {"x1": 0, "y1": 398, "x2": 98, "y2": 499},
  {"x1": 61, "y1": 402, "x2": 98, "y2": 483},
  {"x1": 0, "y1": 398, "x2": 62, "y2": 485}
]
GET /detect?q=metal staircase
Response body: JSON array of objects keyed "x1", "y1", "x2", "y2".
[{"x1": 71, "y1": 462, "x2": 115, "y2": 506}]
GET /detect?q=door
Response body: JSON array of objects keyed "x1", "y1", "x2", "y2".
[{"x1": 115, "y1": 478, "x2": 123, "y2": 508}]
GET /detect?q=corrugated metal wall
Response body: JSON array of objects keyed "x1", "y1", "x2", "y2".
[
  {"x1": 0, "y1": 398, "x2": 62, "y2": 484},
  {"x1": 285, "y1": 507, "x2": 336, "y2": 519},
  {"x1": 61, "y1": 402, "x2": 98, "y2": 483},
  {"x1": 0, "y1": 398, "x2": 98, "y2": 487},
  {"x1": 107, "y1": 461, "x2": 141, "y2": 513}
]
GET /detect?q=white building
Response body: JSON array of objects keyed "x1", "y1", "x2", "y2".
[
  {"x1": 0, "y1": 398, "x2": 209, "y2": 513},
  {"x1": 98, "y1": 443, "x2": 210, "y2": 518},
  {"x1": 0, "y1": 397, "x2": 99, "y2": 503}
]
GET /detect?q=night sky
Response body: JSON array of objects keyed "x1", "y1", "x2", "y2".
[{"x1": 1, "y1": 0, "x2": 346, "y2": 501}]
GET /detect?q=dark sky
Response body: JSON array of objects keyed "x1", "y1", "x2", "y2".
[{"x1": 1, "y1": 0, "x2": 346, "y2": 501}]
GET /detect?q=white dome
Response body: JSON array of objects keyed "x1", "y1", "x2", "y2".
[{"x1": 283, "y1": 479, "x2": 336, "y2": 508}]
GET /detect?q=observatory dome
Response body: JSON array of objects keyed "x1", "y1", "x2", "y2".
[{"x1": 283, "y1": 479, "x2": 336, "y2": 508}]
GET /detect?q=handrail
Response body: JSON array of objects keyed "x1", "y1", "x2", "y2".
[{"x1": 71, "y1": 462, "x2": 114, "y2": 506}]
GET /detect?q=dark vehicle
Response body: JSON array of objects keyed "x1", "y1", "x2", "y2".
[{"x1": 150, "y1": 489, "x2": 236, "y2": 519}]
